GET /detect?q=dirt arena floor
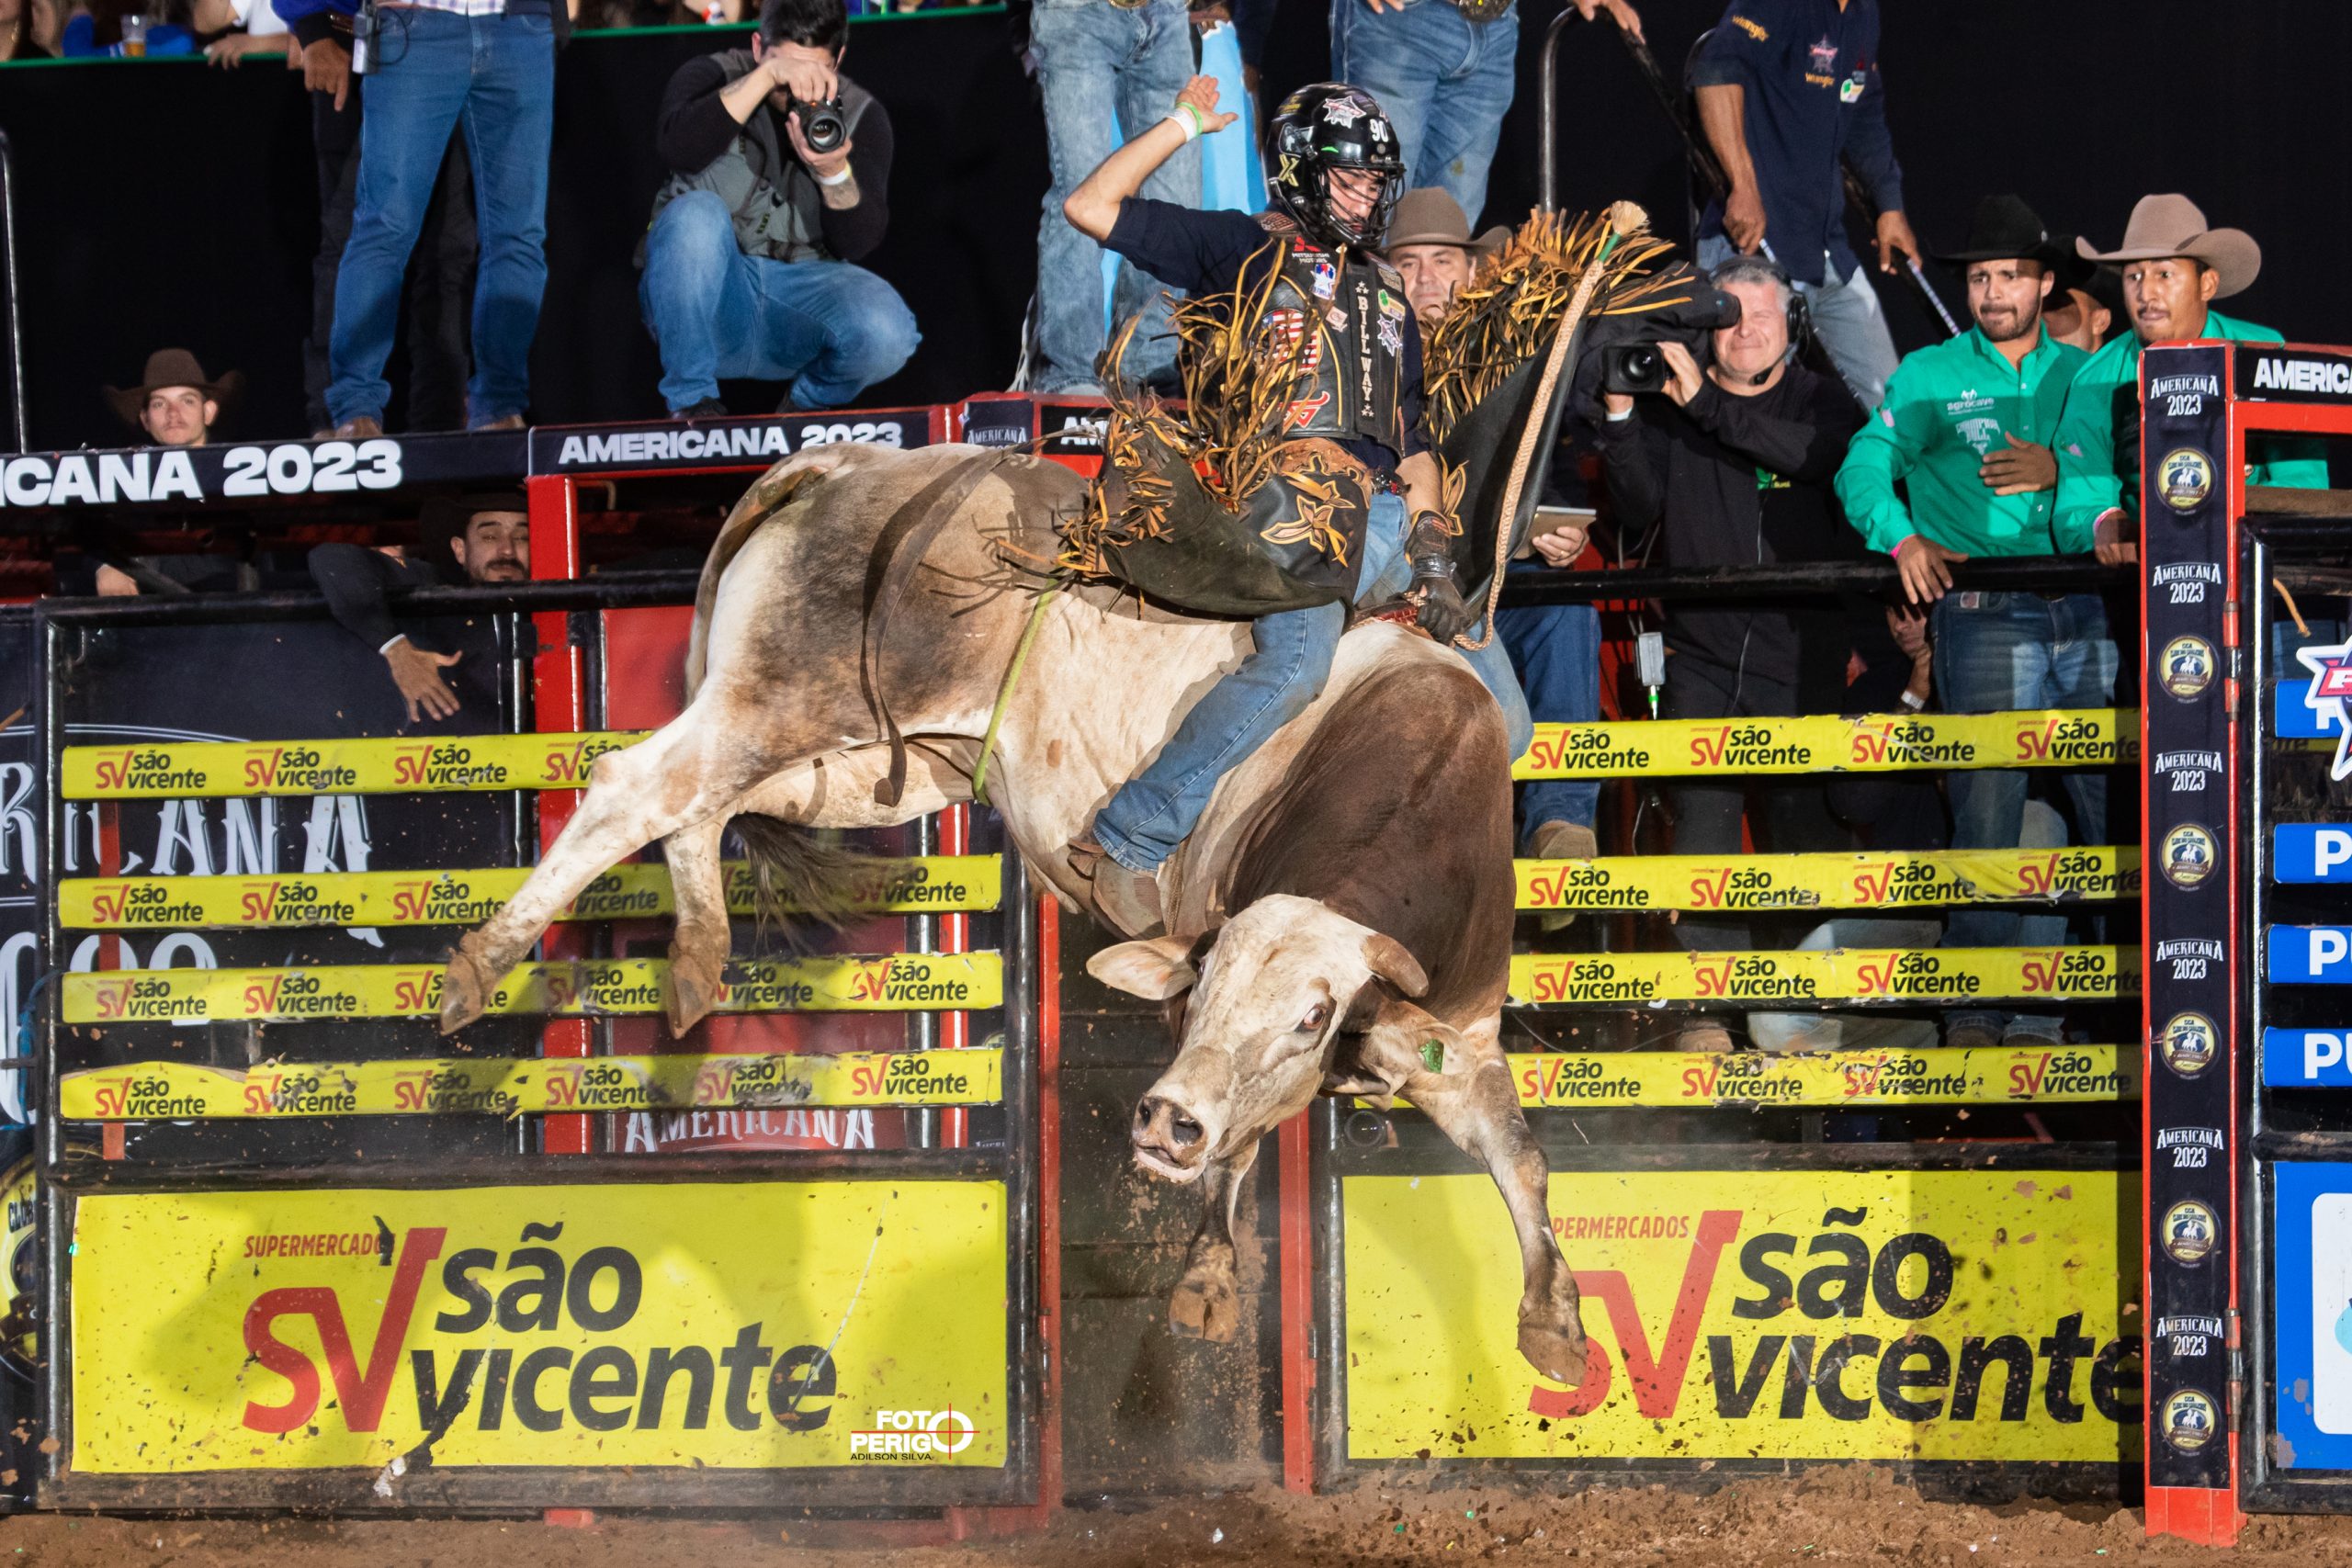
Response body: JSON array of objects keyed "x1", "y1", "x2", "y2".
[{"x1": 6, "y1": 1470, "x2": 2352, "y2": 1567}]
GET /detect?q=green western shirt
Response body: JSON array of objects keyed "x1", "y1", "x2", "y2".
[
  {"x1": 1836, "y1": 324, "x2": 2086, "y2": 558},
  {"x1": 2052, "y1": 308, "x2": 2331, "y2": 552}
]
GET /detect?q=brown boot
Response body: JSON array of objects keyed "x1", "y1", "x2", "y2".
[
  {"x1": 1068, "y1": 837, "x2": 1164, "y2": 938},
  {"x1": 470, "y1": 413, "x2": 526, "y2": 433},
  {"x1": 333, "y1": 415, "x2": 384, "y2": 439},
  {"x1": 1526, "y1": 820, "x2": 1600, "y2": 932}
]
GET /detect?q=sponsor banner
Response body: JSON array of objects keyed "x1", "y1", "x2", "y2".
[
  {"x1": 62, "y1": 732, "x2": 649, "y2": 799},
  {"x1": 70, "y1": 1180, "x2": 1008, "y2": 1472},
  {"x1": 527, "y1": 411, "x2": 929, "y2": 476},
  {"x1": 2235, "y1": 346, "x2": 2352, "y2": 404},
  {"x1": 1496, "y1": 1046, "x2": 2134, "y2": 1110},
  {"x1": 2265, "y1": 1028, "x2": 2352, "y2": 1088},
  {"x1": 2272, "y1": 1163, "x2": 2352, "y2": 1468},
  {"x1": 1511, "y1": 709, "x2": 2136, "y2": 780},
  {"x1": 62, "y1": 855, "x2": 1002, "y2": 929},
  {"x1": 2274, "y1": 824, "x2": 2352, "y2": 883},
  {"x1": 1512, "y1": 847, "x2": 2137, "y2": 913},
  {"x1": 0, "y1": 432, "x2": 522, "y2": 511},
  {"x1": 2267, "y1": 927, "x2": 2352, "y2": 984},
  {"x1": 954, "y1": 395, "x2": 1038, "y2": 449},
  {"x1": 2278, "y1": 679, "x2": 2337, "y2": 739},
  {"x1": 1509, "y1": 945, "x2": 2138, "y2": 1006},
  {"x1": 1342, "y1": 1169, "x2": 2141, "y2": 1462},
  {"x1": 62, "y1": 953, "x2": 1002, "y2": 1024},
  {"x1": 60, "y1": 1048, "x2": 1001, "y2": 1119}
]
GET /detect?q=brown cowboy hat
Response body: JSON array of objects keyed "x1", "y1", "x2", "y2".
[
  {"x1": 2075, "y1": 194, "x2": 2260, "y2": 299},
  {"x1": 1383, "y1": 188, "x2": 1509, "y2": 257},
  {"x1": 102, "y1": 348, "x2": 243, "y2": 429}
]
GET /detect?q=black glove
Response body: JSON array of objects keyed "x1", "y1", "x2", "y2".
[{"x1": 1407, "y1": 513, "x2": 1473, "y2": 644}]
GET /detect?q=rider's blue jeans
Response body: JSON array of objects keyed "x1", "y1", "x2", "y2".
[{"x1": 1093, "y1": 492, "x2": 1533, "y2": 873}]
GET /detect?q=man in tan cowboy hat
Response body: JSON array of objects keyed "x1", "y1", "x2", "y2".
[
  {"x1": 102, "y1": 349, "x2": 241, "y2": 448},
  {"x1": 2053, "y1": 194, "x2": 2326, "y2": 566},
  {"x1": 1382, "y1": 187, "x2": 1507, "y2": 333}
]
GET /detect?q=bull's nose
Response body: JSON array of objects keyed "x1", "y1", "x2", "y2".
[{"x1": 1132, "y1": 1094, "x2": 1206, "y2": 1163}]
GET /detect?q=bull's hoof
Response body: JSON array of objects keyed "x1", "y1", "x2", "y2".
[
  {"x1": 1169, "y1": 1268, "x2": 1241, "y2": 1343},
  {"x1": 1516, "y1": 1314, "x2": 1589, "y2": 1387},
  {"x1": 666, "y1": 944, "x2": 726, "y2": 1038},
  {"x1": 437, "y1": 939, "x2": 497, "y2": 1035}
]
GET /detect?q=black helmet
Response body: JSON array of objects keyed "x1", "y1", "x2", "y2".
[{"x1": 1265, "y1": 83, "x2": 1406, "y2": 251}]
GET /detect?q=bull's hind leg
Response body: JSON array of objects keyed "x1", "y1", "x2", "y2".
[
  {"x1": 442, "y1": 711, "x2": 803, "y2": 1032},
  {"x1": 662, "y1": 813, "x2": 733, "y2": 1038},
  {"x1": 1169, "y1": 1138, "x2": 1259, "y2": 1343},
  {"x1": 1346, "y1": 1002, "x2": 1587, "y2": 1386}
]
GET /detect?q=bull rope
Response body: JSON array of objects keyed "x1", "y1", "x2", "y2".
[
  {"x1": 969, "y1": 581, "x2": 1062, "y2": 807},
  {"x1": 1453, "y1": 199, "x2": 1647, "y2": 653}
]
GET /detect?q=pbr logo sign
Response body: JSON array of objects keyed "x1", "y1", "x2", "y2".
[{"x1": 2295, "y1": 641, "x2": 2352, "y2": 780}]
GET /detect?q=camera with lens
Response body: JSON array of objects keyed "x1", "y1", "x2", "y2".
[
  {"x1": 791, "y1": 96, "x2": 851, "y2": 157},
  {"x1": 1599, "y1": 288, "x2": 1744, "y2": 395}
]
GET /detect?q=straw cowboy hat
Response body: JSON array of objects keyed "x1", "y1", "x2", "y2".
[
  {"x1": 1383, "y1": 188, "x2": 1509, "y2": 256},
  {"x1": 103, "y1": 348, "x2": 243, "y2": 428},
  {"x1": 2076, "y1": 194, "x2": 2260, "y2": 299}
]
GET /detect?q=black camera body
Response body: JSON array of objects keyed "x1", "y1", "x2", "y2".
[
  {"x1": 793, "y1": 96, "x2": 851, "y2": 157},
  {"x1": 1599, "y1": 287, "x2": 1744, "y2": 395}
]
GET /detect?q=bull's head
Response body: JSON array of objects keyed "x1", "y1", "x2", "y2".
[{"x1": 1087, "y1": 894, "x2": 1428, "y2": 1184}]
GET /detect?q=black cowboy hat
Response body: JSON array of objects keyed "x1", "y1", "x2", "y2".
[
  {"x1": 1934, "y1": 195, "x2": 2092, "y2": 286},
  {"x1": 418, "y1": 490, "x2": 527, "y2": 582}
]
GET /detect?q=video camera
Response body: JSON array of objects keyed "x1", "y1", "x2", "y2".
[{"x1": 1599, "y1": 288, "x2": 1743, "y2": 396}]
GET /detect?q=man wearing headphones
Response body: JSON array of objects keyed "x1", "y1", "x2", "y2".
[{"x1": 1593, "y1": 254, "x2": 1863, "y2": 1052}]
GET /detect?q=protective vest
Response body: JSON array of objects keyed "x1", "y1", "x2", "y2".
[
  {"x1": 1257, "y1": 216, "x2": 1411, "y2": 462},
  {"x1": 645, "y1": 52, "x2": 875, "y2": 266}
]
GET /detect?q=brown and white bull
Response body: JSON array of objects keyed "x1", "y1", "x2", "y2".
[{"x1": 437, "y1": 441, "x2": 1585, "y2": 1382}]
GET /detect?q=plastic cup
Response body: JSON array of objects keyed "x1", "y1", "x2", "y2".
[{"x1": 120, "y1": 14, "x2": 150, "y2": 54}]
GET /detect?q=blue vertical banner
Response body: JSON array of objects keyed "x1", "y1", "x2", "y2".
[{"x1": 2138, "y1": 344, "x2": 2237, "y2": 1493}]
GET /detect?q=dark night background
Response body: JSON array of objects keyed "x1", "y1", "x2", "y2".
[{"x1": 1, "y1": 0, "x2": 2346, "y2": 450}]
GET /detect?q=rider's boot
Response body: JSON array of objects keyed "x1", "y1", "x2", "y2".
[{"x1": 1068, "y1": 837, "x2": 1165, "y2": 938}]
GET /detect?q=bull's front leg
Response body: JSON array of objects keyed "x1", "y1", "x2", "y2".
[
  {"x1": 1168, "y1": 1138, "x2": 1260, "y2": 1344},
  {"x1": 1345, "y1": 1003, "x2": 1587, "y2": 1386}
]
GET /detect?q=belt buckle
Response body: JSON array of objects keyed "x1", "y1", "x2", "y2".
[{"x1": 1956, "y1": 591, "x2": 1984, "y2": 610}]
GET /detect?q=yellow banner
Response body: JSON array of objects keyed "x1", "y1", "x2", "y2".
[
  {"x1": 71, "y1": 1181, "x2": 1009, "y2": 1472},
  {"x1": 1513, "y1": 847, "x2": 2139, "y2": 912},
  {"x1": 62, "y1": 733, "x2": 651, "y2": 799},
  {"x1": 61, "y1": 856, "x2": 1002, "y2": 929},
  {"x1": 62, "y1": 953, "x2": 1002, "y2": 1025},
  {"x1": 1509, "y1": 945, "x2": 2139, "y2": 1006},
  {"x1": 60, "y1": 1049, "x2": 1001, "y2": 1120},
  {"x1": 1343, "y1": 1169, "x2": 2140, "y2": 1462},
  {"x1": 1495, "y1": 1045, "x2": 2133, "y2": 1109},
  {"x1": 1512, "y1": 709, "x2": 2136, "y2": 780}
]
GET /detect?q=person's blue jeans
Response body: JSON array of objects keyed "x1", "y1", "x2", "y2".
[
  {"x1": 1329, "y1": 0, "x2": 1516, "y2": 228},
  {"x1": 1934, "y1": 591, "x2": 2119, "y2": 1043},
  {"x1": 639, "y1": 191, "x2": 922, "y2": 412},
  {"x1": 1032, "y1": 0, "x2": 1198, "y2": 394},
  {"x1": 1495, "y1": 580, "x2": 1600, "y2": 840},
  {"x1": 328, "y1": 6, "x2": 554, "y2": 429},
  {"x1": 1696, "y1": 235, "x2": 1901, "y2": 412},
  {"x1": 1094, "y1": 492, "x2": 1533, "y2": 871}
]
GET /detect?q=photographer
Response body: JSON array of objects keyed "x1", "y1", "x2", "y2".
[
  {"x1": 1594, "y1": 255, "x2": 1863, "y2": 1052},
  {"x1": 640, "y1": 0, "x2": 917, "y2": 417}
]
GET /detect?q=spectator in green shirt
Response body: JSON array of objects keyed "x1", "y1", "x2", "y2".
[
  {"x1": 1835, "y1": 194, "x2": 2108, "y2": 1052},
  {"x1": 2054, "y1": 193, "x2": 2328, "y2": 567}
]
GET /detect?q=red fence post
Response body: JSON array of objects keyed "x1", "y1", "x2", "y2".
[{"x1": 526, "y1": 474, "x2": 591, "y2": 1156}]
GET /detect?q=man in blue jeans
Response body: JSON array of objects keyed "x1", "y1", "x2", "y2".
[
  {"x1": 1330, "y1": 0, "x2": 1637, "y2": 229},
  {"x1": 639, "y1": 0, "x2": 918, "y2": 416},
  {"x1": 1690, "y1": 0, "x2": 1917, "y2": 411},
  {"x1": 1836, "y1": 195, "x2": 2097, "y2": 1049},
  {"x1": 281, "y1": 0, "x2": 557, "y2": 436},
  {"x1": 1060, "y1": 78, "x2": 1532, "y2": 933},
  {"x1": 1029, "y1": 0, "x2": 1199, "y2": 397}
]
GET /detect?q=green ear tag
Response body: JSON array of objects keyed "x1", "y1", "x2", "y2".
[{"x1": 1420, "y1": 1039, "x2": 1445, "y2": 1073}]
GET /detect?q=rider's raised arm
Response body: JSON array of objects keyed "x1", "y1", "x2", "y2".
[{"x1": 1062, "y1": 74, "x2": 1239, "y2": 243}]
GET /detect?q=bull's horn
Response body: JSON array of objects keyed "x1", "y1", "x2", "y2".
[{"x1": 1361, "y1": 932, "x2": 1429, "y2": 998}]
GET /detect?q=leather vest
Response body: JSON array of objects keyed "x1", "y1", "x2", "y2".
[{"x1": 1257, "y1": 217, "x2": 1410, "y2": 462}]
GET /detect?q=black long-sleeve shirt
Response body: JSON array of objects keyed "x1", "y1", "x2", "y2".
[
  {"x1": 1595, "y1": 362, "x2": 1863, "y2": 682},
  {"x1": 655, "y1": 54, "x2": 893, "y2": 265},
  {"x1": 308, "y1": 543, "x2": 446, "y2": 654}
]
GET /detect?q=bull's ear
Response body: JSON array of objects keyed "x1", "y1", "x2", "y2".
[
  {"x1": 1088, "y1": 934, "x2": 1198, "y2": 1000},
  {"x1": 1362, "y1": 932, "x2": 1429, "y2": 998}
]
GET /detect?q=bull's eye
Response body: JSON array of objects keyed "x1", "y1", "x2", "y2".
[{"x1": 1299, "y1": 1003, "x2": 1330, "y2": 1032}]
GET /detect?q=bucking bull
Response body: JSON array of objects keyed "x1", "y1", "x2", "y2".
[{"x1": 433, "y1": 441, "x2": 1587, "y2": 1383}]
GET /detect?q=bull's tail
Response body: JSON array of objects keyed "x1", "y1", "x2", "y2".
[
  {"x1": 684, "y1": 448, "x2": 860, "y2": 700},
  {"x1": 727, "y1": 811, "x2": 876, "y2": 937}
]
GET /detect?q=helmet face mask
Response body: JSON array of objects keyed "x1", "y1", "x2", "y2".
[{"x1": 1266, "y1": 84, "x2": 1406, "y2": 251}]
